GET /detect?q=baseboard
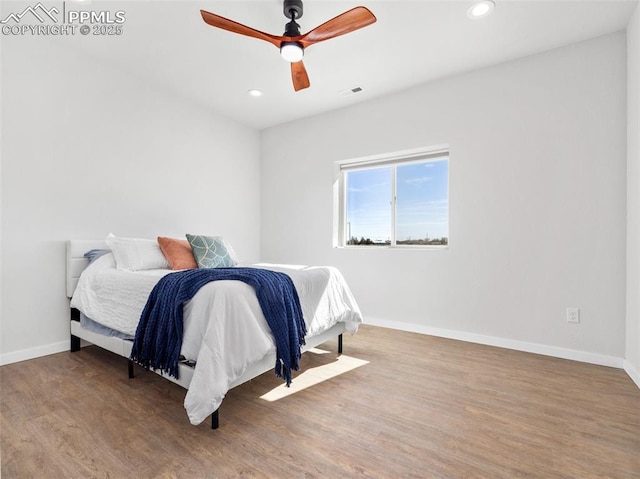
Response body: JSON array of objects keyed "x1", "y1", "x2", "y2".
[
  {"x1": 0, "y1": 340, "x2": 69, "y2": 366},
  {"x1": 1, "y1": 321, "x2": 633, "y2": 388},
  {"x1": 365, "y1": 317, "x2": 625, "y2": 369},
  {"x1": 623, "y1": 360, "x2": 640, "y2": 389}
]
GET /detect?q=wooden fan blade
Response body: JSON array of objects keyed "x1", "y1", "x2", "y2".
[
  {"x1": 200, "y1": 10, "x2": 284, "y2": 49},
  {"x1": 299, "y1": 6, "x2": 376, "y2": 47},
  {"x1": 291, "y1": 61, "x2": 310, "y2": 92}
]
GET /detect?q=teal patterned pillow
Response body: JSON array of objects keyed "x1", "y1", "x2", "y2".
[{"x1": 186, "y1": 234, "x2": 238, "y2": 268}]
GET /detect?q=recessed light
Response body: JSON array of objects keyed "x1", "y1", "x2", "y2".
[
  {"x1": 247, "y1": 89, "x2": 263, "y2": 97},
  {"x1": 467, "y1": 0, "x2": 495, "y2": 19}
]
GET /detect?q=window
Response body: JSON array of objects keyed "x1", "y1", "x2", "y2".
[{"x1": 335, "y1": 148, "x2": 449, "y2": 247}]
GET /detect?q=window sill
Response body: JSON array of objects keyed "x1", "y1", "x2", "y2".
[{"x1": 335, "y1": 245, "x2": 449, "y2": 250}]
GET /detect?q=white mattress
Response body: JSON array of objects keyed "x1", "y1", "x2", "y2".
[{"x1": 70, "y1": 254, "x2": 362, "y2": 424}]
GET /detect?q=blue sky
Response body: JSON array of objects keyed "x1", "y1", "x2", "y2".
[{"x1": 346, "y1": 159, "x2": 449, "y2": 242}]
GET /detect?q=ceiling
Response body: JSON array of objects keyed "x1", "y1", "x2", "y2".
[{"x1": 54, "y1": 0, "x2": 638, "y2": 130}]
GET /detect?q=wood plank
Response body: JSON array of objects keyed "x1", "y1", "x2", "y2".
[{"x1": 1, "y1": 325, "x2": 639, "y2": 478}]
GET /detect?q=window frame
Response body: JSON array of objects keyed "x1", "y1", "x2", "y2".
[{"x1": 334, "y1": 146, "x2": 450, "y2": 249}]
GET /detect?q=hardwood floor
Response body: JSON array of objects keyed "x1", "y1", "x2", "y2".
[{"x1": 2, "y1": 325, "x2": 639, "y2": 478}]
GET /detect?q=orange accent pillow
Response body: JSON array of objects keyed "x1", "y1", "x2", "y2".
[{"x1": 157, "y1": 237, "x2": 197, "y2": 270}]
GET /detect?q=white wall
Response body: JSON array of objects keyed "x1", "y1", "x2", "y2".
[
  {"x1": 626, "y1": 4, "x2": 640, "y2": 386},
  {"x1": 261, "y1": 33, "x2": 628, "y2": 365},
  {"x1": 0, "y1": 36, "x2": 261, "y2": 363}
]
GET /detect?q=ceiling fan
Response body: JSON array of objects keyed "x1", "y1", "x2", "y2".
[{"x1": 200, "y1": 0, "x2": 377, "y2": 92}]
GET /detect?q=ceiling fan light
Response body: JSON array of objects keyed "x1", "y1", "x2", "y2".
[
  {"x1": 467, "y1": 0, "x2": 495, "y2": 19},
  {"x1": 280, "y1": 42, "x2": 304, "y2": 63}
]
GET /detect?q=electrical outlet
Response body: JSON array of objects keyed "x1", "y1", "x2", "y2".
[{"x1": 567, "y1": 308, "x2": 580, "y2": 323}]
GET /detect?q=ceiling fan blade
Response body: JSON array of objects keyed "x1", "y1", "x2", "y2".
[
  {"x1": 299, "y1": 6, "x2": 376, "y2": 47},
  {"x1": 200, "y1": 10, "x2": 284, "y2": 49},
  {"x1": 291, "y1": 61, "x2": 310, "y2": 92}
]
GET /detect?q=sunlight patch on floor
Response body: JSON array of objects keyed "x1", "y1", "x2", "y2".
[{"x1": 259, "y1": 348, "x2": 369, "y2": 402}]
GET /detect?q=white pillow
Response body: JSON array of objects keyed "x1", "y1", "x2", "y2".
[{"x1": 105, "y1": 233, "x2": 169, "y2": 271}]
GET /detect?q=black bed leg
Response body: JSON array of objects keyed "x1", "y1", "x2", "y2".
[
  {"x1": 338, "y1": 334, "x2": 343, "y2": 355},
  {"x1": 211, "y1": 409, "x2": 219, "y2": 429},
  {"x1": 70, "y1": 335, "x2": 81, "y2": 352},
  {"x1": 128, "y1": 360, "x2": 134, "y2": 379},
  {"x1": 70, "y1": 308, "x2": 81, "y2": 352}
]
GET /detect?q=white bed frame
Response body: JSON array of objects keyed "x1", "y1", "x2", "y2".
[{"x1": 66, "y1": 240, "x2": 346, "y2": 428}]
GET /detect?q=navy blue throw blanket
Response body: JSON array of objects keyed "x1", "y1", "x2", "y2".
[{"x1": 130, "y1": 268, "x2": 307, "y2": 386}]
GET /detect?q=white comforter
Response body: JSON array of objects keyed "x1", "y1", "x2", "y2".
[{"x1": 70, "y1": 254, "x2": 362, "y2": 424}]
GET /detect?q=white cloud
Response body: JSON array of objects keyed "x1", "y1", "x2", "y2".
[
  {"x1": 404, "y1": 176, "x2": 432, "y2": 186},
  {"x1": 348, "y1": 181, "x2": 389, "y2": 193}
]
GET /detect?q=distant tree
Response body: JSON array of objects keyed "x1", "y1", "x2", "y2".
[
  {"x1": 347, "y1": 236, "x2": 371, "y2": 245},
  {"x1": 347, "y1": 236, "x2": 375, "y2": 245}
]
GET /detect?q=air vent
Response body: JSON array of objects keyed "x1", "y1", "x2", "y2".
[{"x1": 339, "y1": 87, "x2": 363, "y2": 97}]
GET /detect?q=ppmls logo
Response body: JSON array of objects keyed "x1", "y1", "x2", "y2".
[
  {"x1": 1, "y1": 3, "x2": 60, "y2": 24},
  {"x1": 1, "y1": 2, "x2": 126, "y2": 36}
]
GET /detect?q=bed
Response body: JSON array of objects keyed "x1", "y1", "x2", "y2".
[{"x1": 66, "y1": 239, "x2": 362, "y2": 428}]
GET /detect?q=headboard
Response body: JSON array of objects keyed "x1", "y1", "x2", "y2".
[{"x1": 66, "y1": 240, "x2": 108, "y2": 298}]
